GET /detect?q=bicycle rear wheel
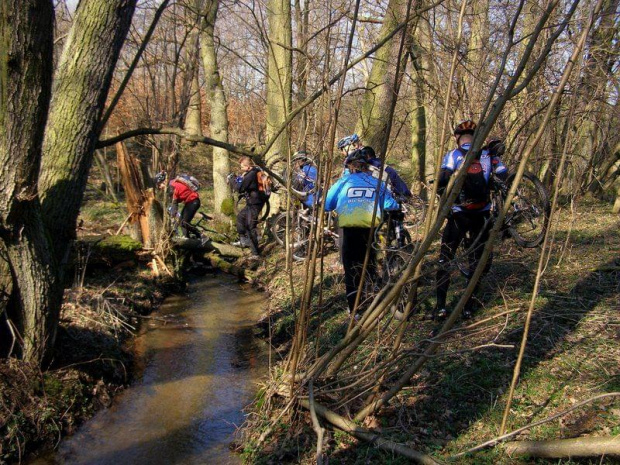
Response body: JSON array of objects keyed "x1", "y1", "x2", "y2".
[{"x1": 505, "y1": 171, "x2": 550, "y2": 248}]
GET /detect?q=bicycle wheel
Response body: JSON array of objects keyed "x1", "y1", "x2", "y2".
[
  {"x1": 403, "y1": 194, "x2": 427, "y2": 229},
  {"x1": 271, "y1": 210, "x2": 296, "y2": 246},
  {"x1": 505, "y1": 171, "x2": 550, "y2": 248}
]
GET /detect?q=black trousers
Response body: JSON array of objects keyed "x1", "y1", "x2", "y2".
[
  {"x1": 436, "y1": 210, "x2": 492, "y2": 310},
  {"x1": 181, "y1": 198, "x2": 201, "y2": 237},
  {"x1": 236, "y1": 203, "x2": 263, "y2": 255},
  {"x1": 341, "y1": 227, "x2": 376, "y2": 312}
]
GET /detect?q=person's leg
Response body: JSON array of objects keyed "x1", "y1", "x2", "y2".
[
  {"x1": 236, "y1": 205, "x2": 250, "y2": 246},
  {"x1": 435, "y1": 213, "x2": 465, "y2": 318},
  {"x1": 246, "y1": 205, "x2": 261, "y2": 256},
  {"x1": 463, "y1": 211, "x2": 491, "y2": 317},
  {"x1": 181, "y1": 199, "x2": 200, "y2": 237},
  {"x1": 341, "y1": 228, "x2": 370, "y2": 312}
]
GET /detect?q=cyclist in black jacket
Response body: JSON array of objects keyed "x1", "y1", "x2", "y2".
[{"x1": 234, "y1": 156, "x2": 267, "y2": 257}]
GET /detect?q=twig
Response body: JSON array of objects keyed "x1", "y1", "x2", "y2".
[{"x1": 309, "y1": 380, "x2": 326, "y2": 464}]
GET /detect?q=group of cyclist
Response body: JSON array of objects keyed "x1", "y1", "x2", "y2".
[
  {"x1": 323, "y1": 120, "x2": 508, "y2": 320},
  {"x1": 156, "y1": 118, "x2": 509, "y2": 321}
]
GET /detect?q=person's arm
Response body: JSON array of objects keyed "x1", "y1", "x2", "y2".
[
  {"x1": 437, "y1": 150, "x2": 456, "y2": 195},
  {"x1": 385, "y1": 165, "x2": 412, "y2": 197},
  {"x1": 492, "y1": 156, "x2": 509, "y2": 181},
  {"x1": 324, "y1": 178, "x2": 344, "y2": 212}
]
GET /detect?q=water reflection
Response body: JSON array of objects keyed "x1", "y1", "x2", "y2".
[{"x1": 47, "y1": 276, "x2": 267, "y2": 465}]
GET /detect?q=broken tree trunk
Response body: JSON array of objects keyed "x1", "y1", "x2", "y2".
[
  {"x1": 116, "y1": 142, "x2": 163, "y2": 248},
  {"x1": 505, "y1": 437, "x2": 620, "y2": 459}
]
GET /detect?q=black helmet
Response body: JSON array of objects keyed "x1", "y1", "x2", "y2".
[
  {"x1": 344, "y1": 148, "x2": 368, "y2": 165},
  {"x1": 360, "y1": 146, "x2": 375, "y2": 159},
  {"x1": 486, "y1": 139, "x2": 505, "y2": 157}
]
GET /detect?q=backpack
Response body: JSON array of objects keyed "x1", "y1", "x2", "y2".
[
  {"x1": 175, "y1": 174, "x2": 200, "y2": 192},
  {"x1": 256, "y1": 169, "x2": 272, "y2": 197},
  {"x1": 457, "y1": 149, "x2": 490, "y2": 210}
]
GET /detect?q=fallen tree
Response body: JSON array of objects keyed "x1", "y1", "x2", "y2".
[{"x1": 505, "y1": 437, "x2": 620, "y2": 459}]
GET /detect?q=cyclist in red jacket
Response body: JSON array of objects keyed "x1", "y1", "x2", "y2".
[{"x1": 156, "y1": 171, "x2": 201, "y2": 237}]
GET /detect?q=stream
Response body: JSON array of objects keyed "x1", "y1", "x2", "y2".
[{"x1": 38, "y1": 275, "x2": 268, "y2": 465}]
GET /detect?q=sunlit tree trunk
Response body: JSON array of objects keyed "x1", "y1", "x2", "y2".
[
  {"x1": 265, "y1": 0, "x2": 292, "y2": 164},
  {"x1": 38, "y1": 0, "x2": 136, "y2": 268},
  {"x1": 199, "y1": 0, "x2": 232, "y2": 214},
  {"x1": 0, "y1": 0, "x2": 61, "y2": 363},
  {"x1": 356, "y1": 0, "x2": 410, "y2": 152}
]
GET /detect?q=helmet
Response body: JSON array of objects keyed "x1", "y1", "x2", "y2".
[
  {"x1": 344, "y1": 148, "x2": 368, "y2": 165},
  {"x1": 154, "y1": 171, "x2": 166, "y2": 185},
  {"x1": 189, "y1": 176, "x2": 201, "y2": 189},
  {"x1": 486, "y1": 139, "x2": 505, "y2": 157},
  {"x1": 360, "y1": 146, "x2": 375, "y2": 159},
  {"x1": 454, "y1": 120, "x2": 477, "y2": 135},
  {"x1": 337, "y1": 134, "x2": 360, "y2": 151}
]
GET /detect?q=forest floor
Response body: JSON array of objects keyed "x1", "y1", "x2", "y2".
[{"x1": 239, "y1": 196, "x2": 620, "y2": 464}]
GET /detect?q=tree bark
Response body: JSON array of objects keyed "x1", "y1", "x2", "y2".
[
  {"x1": 0, "y1": 0, "x2": 62, "y2": 363},
  {"x1": 355, "y1": 0, "x2": 411, "y2": 152},
  {"x1": 505, "y1": 437, "x2": 620, "y2": 459},
  {"x1": 199, "y1": 0, "x2": 232, "y2": 214},
  {"x1": 38, "y1": 0, "x2": 137, "y2": 266},
  {"x1": 265, "y1": 0, "x2": 292, "y2": 165}
]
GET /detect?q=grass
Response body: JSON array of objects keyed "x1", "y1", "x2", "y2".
[{"x1": 241, "y1": 197, "x2": 620, "y2": 464}]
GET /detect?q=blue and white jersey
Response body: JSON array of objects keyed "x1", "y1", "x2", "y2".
[
  {"x1": 325, "y1": 172, "x2": 399, "y2": 228},
  {"x1": 441, "y1": 143, "x2": 507, "y2": 212}
]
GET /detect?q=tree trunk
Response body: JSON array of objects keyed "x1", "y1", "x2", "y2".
[
  {"x1": 95, "y1": 149, "x2": 119, "y2": 202},
  {"x1": 355, "y1": 0, "x2": 410, "y2": 152},
  {"x1": 265, "y1": 0, "x2": 292, "y2": 165},
  {"x1": 38, "y1": 0, "x2": 137, "y2": 266},
  {"x1": 116, "y1": 142, "x2": 163, "y2": 249},
  {"x1": 184, "y1": 56, "x2": 203, "y2": 138},
  {"x1": 505, "y1": 437, "x2": 620, "y2": 459},
  {"x1": 199, "y1": 0, "x2": 232, "y2": 214},
  {"x1": 0, "y1": 0, "x2": 62, "y2": 364}
]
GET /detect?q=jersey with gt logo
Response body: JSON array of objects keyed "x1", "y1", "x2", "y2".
[{"x1": 325, "y1": 171, "x2": 399, "y2": 227}]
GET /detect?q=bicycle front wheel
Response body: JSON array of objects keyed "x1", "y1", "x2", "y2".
[{"x1": 505, "y1": 171, "x2": 550, "y2": 248}]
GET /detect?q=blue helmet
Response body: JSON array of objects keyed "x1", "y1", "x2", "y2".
[{"x1": 337, "y1": 134, "x2": 360, "y2": 151}]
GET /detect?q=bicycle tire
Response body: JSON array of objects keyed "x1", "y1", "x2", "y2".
[
  {"x1": 272, "y1": 210, "x2": 310, "y2": 261},
  {"x1": 505, "y1": 171, "x2": 550, "y2": 248},
  {"x1": 271, "y1": 211, "x2": 295, "y2": 246},
  {"x1": 403, "y1": 194, "x2": 427, "y2": 229}
]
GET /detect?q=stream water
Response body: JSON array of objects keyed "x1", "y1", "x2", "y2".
[{"x1": 38, "y1": 275, "x2": 268, "y2": 465}]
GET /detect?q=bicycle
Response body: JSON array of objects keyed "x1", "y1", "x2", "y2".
[
  {"x1": 455, "y1": 170, "x2": 550, "y2": 278},
  {"x1": 271, "y1": 203, "x2": 340, "y2": 262},
  {"x1": 170, "y1": 211, "x2": 231, "y2": 244}
]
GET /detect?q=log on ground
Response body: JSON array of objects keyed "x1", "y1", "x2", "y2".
[{"x1": 505, "y1": 436, "x2": 620, "y2": 459}]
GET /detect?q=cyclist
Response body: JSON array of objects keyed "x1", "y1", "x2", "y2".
[
  {"x1": 292, "y1": 150, "x2": 318, "y2": 209},
  {"x1": 155, "y1": 171, "x2": 201, "y2": 238},
  {"x1": 325, "y1": 149, "x2": 399, "y2": 315},
  {"x1": 232, "y1": 156, "x2": 267, "y2": 257},
  {"x1": 337, "y1": 133, "x2": 361, "y2": 157},
  {"x1": 434, "y1": 120, "x2": 508, "y2": 320},
  {"x1": 360, "y1": 146, "x2": 412, "y2": 198}
]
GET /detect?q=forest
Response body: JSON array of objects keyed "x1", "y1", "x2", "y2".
[{"x1": 1, "y1": 0, "x2": 619, "y2": 463}]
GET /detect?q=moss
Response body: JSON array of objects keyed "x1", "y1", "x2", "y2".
[
  {"x1": 220, "y1": 197, "x2": 235, "y2": 217},
  {"x1": 96, "y1": 235, "x2": 142, "y2": 252}
]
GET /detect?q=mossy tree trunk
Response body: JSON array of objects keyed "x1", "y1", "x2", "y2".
[
  {"x1": 38, "y1": 0, "x2": 137, "y2": 267},
  {"x1": 265, "y1": 0, "x2": 292, "y2": 164},
  {"x1": 199, "y1": 0, "x2": 232, "y2": 214},
  {"x1": 1, "y1": 0, "x2": 136, "y2": 364},
  {"x1": 0, "y1": 0, "x2": 62, "y2": 363},
  {"x1": 355, "y1": 0, "x2": 410, "y2": 153}
]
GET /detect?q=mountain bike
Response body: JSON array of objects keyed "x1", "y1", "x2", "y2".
[
  {"x1": 271, "y1": 204, "x2": 340, "y2": 261},
  {"x1": 456, "y1": 170, "x2": 550, "y2": 278},
  {"x1": 170, "y1": 211, "x2": 231, "y2": 244}
]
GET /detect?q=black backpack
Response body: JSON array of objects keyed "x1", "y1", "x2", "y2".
[{"x1": 457, "y1": 148, "x2": 490, "y2": 210}]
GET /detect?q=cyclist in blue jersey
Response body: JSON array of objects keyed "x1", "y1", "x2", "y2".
[
  {"x1": 360, "y1": 146, "x2": 412, "y2": 198},
  {"x1": 292, "y1": 151, "x2": 318, "y2": 209},
  {"x1": 435, "y1": 120, "x2": 508, "y2": 320},
  {"x1": 325, "y1": 149, "x2": 399, "y2": 315}
]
